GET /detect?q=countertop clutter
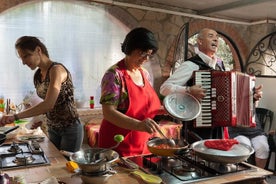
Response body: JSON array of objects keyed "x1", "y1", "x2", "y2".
[
  {"x1": 0, "y1": 122, "x2": 147, "y2": 184},
  {"x1": 0, "y1": 122, "x2": 273, "y2": 184}
]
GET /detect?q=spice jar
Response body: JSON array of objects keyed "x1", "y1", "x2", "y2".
[
  {"x1": 0, "y1": 96, "x2": 4, "y2": 113},
  {"x1": 90, "y1": 96, "x2": 94, "y2": 109}
]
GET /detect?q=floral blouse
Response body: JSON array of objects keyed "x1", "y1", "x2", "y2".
[{"x1": 100, "y1": 59, "x2": 151, "y2": 113}]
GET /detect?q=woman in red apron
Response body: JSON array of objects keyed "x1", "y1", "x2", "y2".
[{"x1": 98, "y1": 27, "x2": 162, "y2": 156}]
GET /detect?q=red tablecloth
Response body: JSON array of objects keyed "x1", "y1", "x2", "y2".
[{"x1": 85, "y1": 120, "x2": 182, "y2": 147}]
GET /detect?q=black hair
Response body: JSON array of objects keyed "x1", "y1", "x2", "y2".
[
  {"x1": 15, "y1": 36, "x2": 49, "y2": 57},
  {"x1": 121, "y1": 27, "x2": 158, "y2": 55}
]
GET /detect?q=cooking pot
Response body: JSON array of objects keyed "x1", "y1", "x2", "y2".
[
  {"x1": 0, "y1": 126, "x2": 19, "y2": 145},
  {"x1": 70, "y1": 148, "x2": 119, "y2": 173},
  {"x1": 191, "y1": 139, "x2": 254, "y2": 164},
  {"x1": 163, "y1": 92, "x2": 201, "y2": 121},
  {"x1": 147, "y1": 137, "x2": 190, "y2": 156}
]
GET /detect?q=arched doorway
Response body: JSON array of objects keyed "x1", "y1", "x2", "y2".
[{"x1": 171, "y1": 23, "x2": 242, "y2": 74}]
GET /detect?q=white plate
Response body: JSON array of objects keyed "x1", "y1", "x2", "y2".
[{"x1": 163, "y1": 92, "x2": 201, "y2": 121}]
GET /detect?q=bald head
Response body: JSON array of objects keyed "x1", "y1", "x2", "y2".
[{"x1": 196, "y1": 28, "x2": 219, "y2": 57}]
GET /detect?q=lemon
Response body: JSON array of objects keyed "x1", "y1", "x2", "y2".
[{"x1": 114, "y1": 134, "x2": 124, "y2": 143}]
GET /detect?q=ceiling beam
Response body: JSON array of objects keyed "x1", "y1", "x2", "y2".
[
  {"x1": 198, "y1": 0, "x2": 274, "y2": 15},
  {"x1": 91, "y1": 0, "x2": 276, "y2": 25}
]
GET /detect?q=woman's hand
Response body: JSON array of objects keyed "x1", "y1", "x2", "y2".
[
  {"x1": 140, "y1": 118, "x2": 161, "y2": 134},
  {"x1": 0, "y1": 114, "x2": 15, "y2": 126},
  {"x1": 30, "y1": 121, "x2": 43, "y2": 129}
]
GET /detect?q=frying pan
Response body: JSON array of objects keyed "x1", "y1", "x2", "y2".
[
  {"x1": 0, "y1": 126, "x2": 19, "y2": 145},
  {"x1": 191, "y1": 139, "x2": 254, "y2": 164},
  {"x1": 147, "y1": 137, "x2": 190, "y2": 156}
]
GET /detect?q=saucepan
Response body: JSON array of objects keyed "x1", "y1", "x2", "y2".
[
  {"x1": 0, "y1": 126, "x2": 19, "y2": 145},
  {"x1": 147, "y1": 137, "x2": 190, "y2": 156},
  {"x1": 191, "y1": 139, "x2": 254, "y2": 164}
]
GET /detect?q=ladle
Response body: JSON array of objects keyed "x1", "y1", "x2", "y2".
[
  {"x1": 89, "y1": 134, "x2": 124, "y2": 164},
  {"x1": 156, "y1": 128, "x2": 176, "y2": 147}
]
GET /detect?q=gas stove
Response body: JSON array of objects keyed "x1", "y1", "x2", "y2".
[
  {"x1": 0, "y1": 141, "x2": 50, "y2": 170},
  {"x1": 127, "y1": 153, "x2": 257, "y2": 184}
]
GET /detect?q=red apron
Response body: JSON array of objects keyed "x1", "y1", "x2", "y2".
[{"x1": 98, "y1": 66, "x2": 161, "y2": 156}]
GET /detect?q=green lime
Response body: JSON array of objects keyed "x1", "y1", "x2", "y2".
[{"x1": 114, "y1": 134, "x2": 124, "y2": 143}]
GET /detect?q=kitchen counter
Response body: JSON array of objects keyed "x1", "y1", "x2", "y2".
[
  {"x1": 3, "y1": 133, "x2": 147, "y2": 184},
  {"x1": 4, "y1": 134, "x2": 273, "y2": 184}
]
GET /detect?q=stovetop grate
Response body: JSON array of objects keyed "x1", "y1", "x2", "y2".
[
  {"x1": 0, "y1": 142, "x2": 50, "y2": 170},
  {"x1": 127, "y1": 154, "x2": 256, "y2": 184}
]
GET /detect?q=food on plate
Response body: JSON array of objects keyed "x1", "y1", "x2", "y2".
[{"x1": 204, "y1": 139, "x2": 239, "y2": 151}]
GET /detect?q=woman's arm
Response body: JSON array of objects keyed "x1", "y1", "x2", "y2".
[
  {"x1": 102, "y1": 104, "x2": 159, "y2": 134},
  {"x1": 1, "y1": 65, "x2": 67, "y2": 124}
]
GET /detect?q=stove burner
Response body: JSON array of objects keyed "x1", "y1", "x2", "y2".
[
  {"x1": 181, "y1": 165, "x2": 196, "y2": 172},
  {"x1": 208, "y1": 162, "x2": 239, "y2": 173},
  {"x1": 8, "y1": 143, "x2": 22, "y2": 153},
  {"x1": 127, "y1": 154, "x2": 256, "y2": 184},
  {"x1": 172, "y1": 166, "x2": 201, "y2": 179},
  {"x1": 0, "y1": 142, "x2": 50, "y2": 170},
  {"x1": 13, "y1": 153, "x2": 35, "y2": 164}
]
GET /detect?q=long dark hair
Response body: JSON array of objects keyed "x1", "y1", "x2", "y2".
[{"x1": 15, "y1": 36, "x2": 49, "y2": 57}]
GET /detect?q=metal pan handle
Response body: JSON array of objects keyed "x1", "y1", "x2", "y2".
[{"x1": 3, "y1": 125, "x2": 19, "y2": 134}]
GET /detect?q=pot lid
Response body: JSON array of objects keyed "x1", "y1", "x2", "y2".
[{"x1": 163, "y1": 92, "x2": 201, "y2": 121}]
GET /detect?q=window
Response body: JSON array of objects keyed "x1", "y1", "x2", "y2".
[{"x1": 0, "y1": 1, "x2": 128, "y2": 107}]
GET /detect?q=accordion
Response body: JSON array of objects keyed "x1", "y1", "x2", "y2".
[{"x1": 193, "y1": 70, "x2": 256, "y2": 128}]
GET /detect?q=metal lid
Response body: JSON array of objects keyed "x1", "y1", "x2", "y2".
[{"x1": 163, "y1": 92, "x2": 201, "y2": 121}]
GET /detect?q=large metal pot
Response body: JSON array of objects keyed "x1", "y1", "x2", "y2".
[
  {"x1": 147, "y1": 137, "x2": 189, "y2": 156},
  {"x1": 191, "y1": 139, "x2": 254, "y2": 164},
  {"x1": 70, "y1": 148, "x2": 119, "y2": 173}
]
